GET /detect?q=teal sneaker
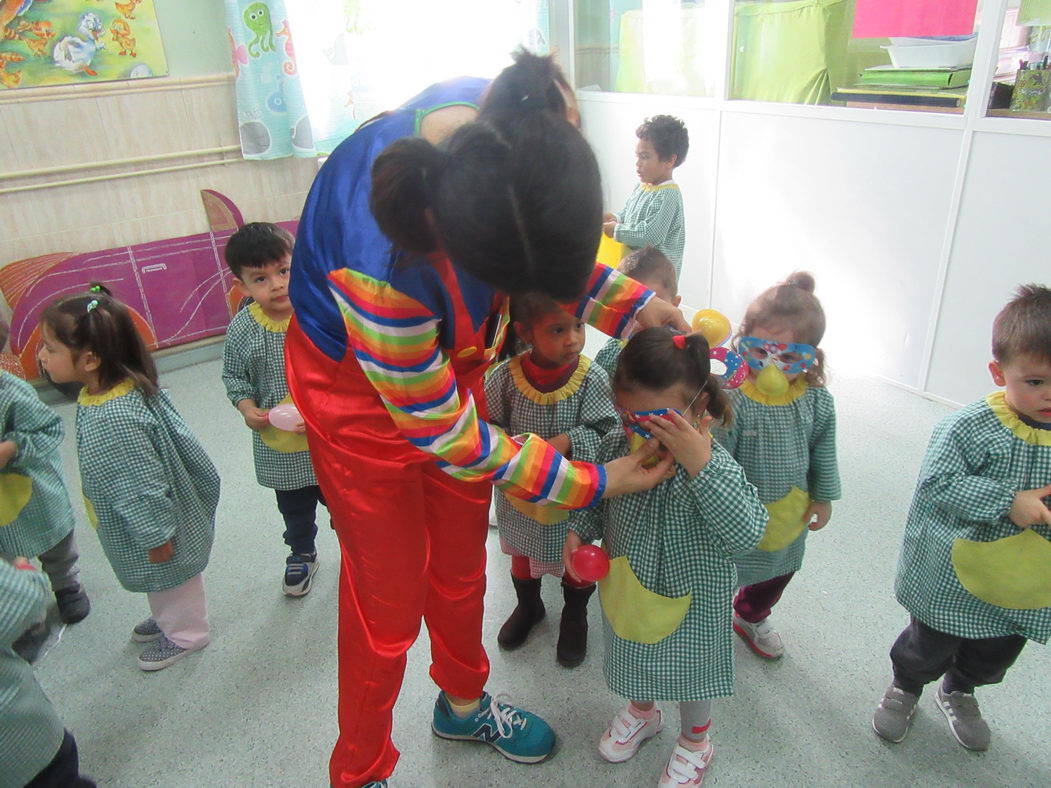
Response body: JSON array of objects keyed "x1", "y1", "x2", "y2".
[{"x1": 432, "y1": 691, "x2": 556, "y2": 764}]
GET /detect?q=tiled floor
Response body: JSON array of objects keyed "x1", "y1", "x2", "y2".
[{"x1": 30, "y1": 359, "x2": 1051, "y2": 787}]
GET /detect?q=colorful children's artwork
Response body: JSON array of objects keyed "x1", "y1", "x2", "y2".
[
  {"x1": 0, "y1": 0, "x2": 168, "y2": 89},
  {"x1": 0, "y1": 191, "x2": 298, "y2": 381}
]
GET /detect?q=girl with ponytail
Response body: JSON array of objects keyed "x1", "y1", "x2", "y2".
[
  {"x1": 563, "y1": 327, "x2": 767, "y2": 787},
  {"x1": 38, "y1": 287, "x2": 220, "y2": 672},
  {"x1": 286, "y1": 51, "x2": 689, "y2": 787}
]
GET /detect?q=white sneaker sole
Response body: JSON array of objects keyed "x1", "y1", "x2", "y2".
[
  {"x1": 138, "y1": 639, "x2": 209, "y2": 672},
  {"x1": 430, "y1": 723, "x2": 555, "y2": 763},
  {"x1": 283, "y1": 558, "x2": 319, "y2": 597},
  {"x1": 732, "y1": 620, "x2": 784, "y2": 659},
  {"x1": 598, "y1": 720, "x2": 664, "y2": 763}
]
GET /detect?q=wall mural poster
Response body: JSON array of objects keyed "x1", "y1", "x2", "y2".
[{"x1": 0, "y1": 0, "x2": 168, "y2": 89}]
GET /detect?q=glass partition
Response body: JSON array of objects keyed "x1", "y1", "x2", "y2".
[{"x1": 987, "y1": 0, "x2": 1051, "y2": 118}]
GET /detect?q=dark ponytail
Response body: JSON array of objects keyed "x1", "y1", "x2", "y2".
[
  {"x1": 614, "y1": 327, "x2": 732, "y2": 427},
  {"x1": 40, "y1": 283, "x2": 158, "y2": 396},
  {"x1": 480, "y1": 48, "x2": 570, "y2": 122},
  {"x1": 369, "y1": 52, "x2": 602, "y2": 303}
]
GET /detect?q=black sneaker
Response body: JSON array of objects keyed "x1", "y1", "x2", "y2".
[
  {"x1": 283, "y1": 553, "x2": 318, "y2": 597},
  {"x1": 13, "y1": 621, "x2": 50, "y2": 663},
  {"x1": 55, "y1": 584, "x2": 90, "y2": 624}
]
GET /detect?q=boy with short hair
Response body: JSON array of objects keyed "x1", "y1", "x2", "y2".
[
  {"x1": 603, "y1": 115, "x2": 689, "y2": 274},
  {"x1": 872, "y1": 283, "x2": 1051, "y2": 752},
  {"x1": 222, "y1": 223, "x2": 326, "y2": 596},
  {"x1": 593, "y1": 246, "x2": 682, "y2": 378}
]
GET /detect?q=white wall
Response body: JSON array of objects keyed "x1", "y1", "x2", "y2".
[{"x1": 581, "y1": 94, "x2": 1051, "y2": 406}]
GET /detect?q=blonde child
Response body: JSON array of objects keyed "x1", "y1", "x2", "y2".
[
  {"x1": 38, "y1": 286, "x2": 220, "y2": 672},
  {"x1": 565, "y1": 328, "x2": 767, "y2": 787},
  {"x1": 594, "y1": 247, "x2": 681, "y2": 379},
  {"x1": 872, "y1": 284, "x2": 1051, "y2": 752},
  {"x1": 0, "y1": 316, "x2": 89, "y2": 629},
  {"x1": 222, "y1": 223, "x2": 326, "y2": 596},
  {"x1": 715, "y1": 272, "x2": 840, "y2": 660},
  {"x1": 485, "y1": 293, "x2": 618, "y2": 666},
  {"x1": 602, "y1": 116, "x2": 688, "y2": 274}
]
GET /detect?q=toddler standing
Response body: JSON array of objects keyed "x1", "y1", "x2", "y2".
[
  {"x1": 222, "y1": 223, "x2": 326, "y2": 596},
  {"x1": 565, "y1": 328, "x2": 767, "y2": 787},
  {"x1": 715, "y1": 272, "x2": 840, "y2": 660},
  {"x1": 872, "y1": 284, "x2": 1051, "y2": 752},
  {"x1": 486, "y1": 293, "x2": 618, "y2": 666},
  {"x1": 0, "y1": 317, "x2": 89, "y2": 628},
  {"x1": 38, "y1": 286, "x2": 220, "y2": 671},
  {"x1": 603, "y1": 115, "x2": 689, "y2": 274}
]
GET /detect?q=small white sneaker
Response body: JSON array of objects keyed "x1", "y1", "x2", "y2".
[
  {"x1": 733, "y1": 614, "x2": 784, "y2": 659},
  {"x1": 598, "y1": 704, "x2": 664, "y2": 763},
  {"x1": 658, "y1": 741, "x2": 714, "y2": 787}
]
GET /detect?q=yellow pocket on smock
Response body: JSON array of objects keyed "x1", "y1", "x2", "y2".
[
  {"x1": 0, "y1": 473, "x2": 32, "y2": 526},
  {"x1": 260, "y1": 394, "x2": 309, "y2": 453},
  {"x1": 757, "y1": 487, "x2": 810, "y2": 552},
  {"x1": 951, "y1": 528, "x2": 1051, "y2": 610},
  {"x1": 82, "y1": 494, "x2": 98, "y2": 529},
  {"x1": 506, "y1": 494, "x2": 568, "y2": 525},
  {"x1": 598, "y1": 555, "x2": 691, "y2": 644}
]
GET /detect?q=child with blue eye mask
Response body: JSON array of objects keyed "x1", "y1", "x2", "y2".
[{"x1": 713, "y1": 271, "x2": 841, "y2": 661}]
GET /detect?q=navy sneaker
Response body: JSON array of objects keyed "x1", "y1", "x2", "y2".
[
  {"x1": 432, "y1": 691, "x2": 556, "y2": 764},
  {"x1": 283, "y1": 552, "x2": 318, "y2": 597}
]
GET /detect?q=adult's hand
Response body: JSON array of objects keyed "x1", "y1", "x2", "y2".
[
  {"x1": 635, "y1": 295, "x2": 689, "y2": 333},
  {"x1": 602, "y1": 438, "x2": 676, "y2": 498}
]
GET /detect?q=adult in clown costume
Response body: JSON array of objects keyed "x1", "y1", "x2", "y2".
[{"x1": 286, "y1": 51, "x2": 688, "y2": 788}]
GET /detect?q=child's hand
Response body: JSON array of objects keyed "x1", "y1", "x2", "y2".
[
  {"x1": 602, "y1": 221, "x2": 616, "y2": 238},
  {"x1": 603, "y1": 212, "x2": 616, "y2": 223},
  {"x1": 563, "y1": 531, "x2": 584, "y2": 583},
  {"x1": 148, "y1": 540, "x2": 175, "y2": 564},
  {"x1": 604, "y1": 438, "x2": 676, "y2": 497},
  {"x1": 1008, "y1": 484, "x2": 1051, "y2": 529},
  {"x1": 242, "y1": 407, "x2": 270, "y2": 432},
  {"x1": 644, "y1": 412, "x2": 713, "y2": 478},
  {"x1": 805, "y1": 501, "x2": 833, "y2": 531},
  {"x1": 0, "y1": 440, "x2": 16, "y2": 469},
  {"x1": 547, "y1": 433, "x2": 571, "y2": 457}
]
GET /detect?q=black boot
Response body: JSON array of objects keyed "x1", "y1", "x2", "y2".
[
  {"x1": 498, "y1": 576, "x2": 545, "y2": 649},
  {"x1": 557, "y1": 580, "x2": 596, "y2": 667},
  {"x1": 55, "y1": 584, "x2": 90, "y2": 624}
]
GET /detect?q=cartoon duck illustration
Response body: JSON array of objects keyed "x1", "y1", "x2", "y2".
[
  {"x1": 0, "y1": 0, "x2": 36, "y2": 34},
  {"x1": 0, "y1": 48, "x2": 23, "y2": 88},
  {"x1": 15, "y1": 19, "x2": 54, "y2": 57},
  {"x1": 110, "y1": 17, "x2": 135, "y2": 56},
  {"x1": 114, "y1": 0, "x2": 141, "y2": 20}
]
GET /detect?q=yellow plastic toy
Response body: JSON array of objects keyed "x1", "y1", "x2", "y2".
[{"x1": 691, "y1": 309, "x2": 732, "y2": 347}]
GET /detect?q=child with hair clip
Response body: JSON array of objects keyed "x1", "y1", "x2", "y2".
[
  {"x1": 0, "y1": 315, "x2": 90, "y2": 636},
  {"x1": 594, "y1": 247, "x2": 681, "y2": 379},
  {"x1": 872, "y1": 284, "x2": 1051, "y2": 752},
  {"x1": 603, "y1": 115, "x2": 689, "y2": 274},
  {"x1": 222, "y1": 222, "x2": 327, "y2": 597},
  {"x1": 38, "y1": 286, "x2": 220, "y2": 672},
  {"x1": 564, "y1": 328, "x2": 767, "y2": 787},
  {"x1": 715, "y1": 271, "x2": 840, "y2": 661},
  {"x1": 485, "y1": 293, "x2": 618, "y2": 667}
]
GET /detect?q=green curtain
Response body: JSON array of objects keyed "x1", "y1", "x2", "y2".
[{"x1": 732, "y1": 0, "x2": 851, "y2": 104}]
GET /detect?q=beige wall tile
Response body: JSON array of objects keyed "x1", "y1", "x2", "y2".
[
  {"x1": 93, "y1": 92, "x2": 198, "y2": 160},
  {"x1": 3, "y1": 100, "x2": 103, "y2": 173},
  {"x1": 181, "y1": 83, "x2": 241, "y2": 150}
]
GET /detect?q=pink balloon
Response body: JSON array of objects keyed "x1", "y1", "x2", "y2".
[
  {"x1": 268, "y1": 404, "x2": 303, "y2": 432},
  {"x1": 570, "y1": 544, "x2": 611, "y2": 583}
]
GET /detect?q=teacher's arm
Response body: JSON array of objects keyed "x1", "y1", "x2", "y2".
[
  {"x1": 330, "y1": 270, "x2": 670, "y2": 507},
  {"x1": 572, "y1": 263, "x2": 688, "y2": 336}
]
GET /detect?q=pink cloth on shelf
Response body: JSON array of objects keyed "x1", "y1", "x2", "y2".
[{"x1": 853, "y1": 0, "x2": 977, "y2": 38}]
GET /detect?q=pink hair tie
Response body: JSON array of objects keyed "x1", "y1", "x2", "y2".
[{"x1": 672, "y1": 334, "x2": 687, "y2": 350}]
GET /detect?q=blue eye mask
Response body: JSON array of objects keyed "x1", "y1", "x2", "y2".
[{"x1": 737, "y1": 336, "x2": 817, "y2": 375}]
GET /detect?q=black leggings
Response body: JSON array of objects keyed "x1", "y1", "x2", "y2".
[{"x1": 27, "y1": 730, "x2": 95, "y2": 787}]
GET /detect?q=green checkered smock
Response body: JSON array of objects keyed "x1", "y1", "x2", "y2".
[
  {"x1": 76, "y1": 381, "x2": 220, "y2": 593},
  {"x1": 485, "y1": 354, "x2": 617, "y2": 564},
  {"x1": 714, "y1": 378, "x2": 841, "y2": 587},
  {"x1": 0, "y1": 372, "x2": 75, "y2": 559},
  {"x1": 894, "y1": 392, "x2": 1051, "y2": 643},
  {"x1": 613, "y1": 182, "x2": 686, "y2": 275},
  {"x1": 593, "y1": 338, "x2": 624, "y2": 380},
  {"x1": 572, "y1": 432, "x2": 767, "y2": 701},
  {"x1": 222, "y1": 303, "x2": 317, "y2": 490},
  {"x1": 0, "y1": 562, "x2": 64, "y2": 788}
]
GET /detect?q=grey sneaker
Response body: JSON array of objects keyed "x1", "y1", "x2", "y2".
[
  {"x1": 935, "y1": 686, "x2": 990, "y2": 751},
  {"x1": 872, "y1": 684, "x2": 919, "y2": 743},
  {"x1": 138, "y1": 635, "x2": 207, "y2": 672},
  {"x1": 131, "y1": 617, "x2": 163, "y2": 643}
]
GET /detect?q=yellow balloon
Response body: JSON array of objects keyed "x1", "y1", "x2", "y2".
[
  {"x1": 755, "y1": 364, "x2": 790, "y2": 397},
  {"x1": 691, "y1": 309, "x2": 731, "y2": 347}
]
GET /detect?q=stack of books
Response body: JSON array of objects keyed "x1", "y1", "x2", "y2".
[{"x1": 832, "y1": 66, "x2": 970, "y2": 109}]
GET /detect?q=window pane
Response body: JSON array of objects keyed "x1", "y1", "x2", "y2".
[
  {"x1": 987, "y1": 1, "x2": 1051, "y2": 119},
  {"x1": 730, "y1": 0, "x2": 979, "y2": 114},
  {"x1": 575, "y1": 1, "x2": 718, "y2": 96}
]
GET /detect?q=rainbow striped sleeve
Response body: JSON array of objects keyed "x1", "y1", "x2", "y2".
[
  {"x1": 574, "y1": 263, "x2": 654, "y2": 339},
  {"x1": 328, "y1": 269, "x2": 606, "y2": 508}
]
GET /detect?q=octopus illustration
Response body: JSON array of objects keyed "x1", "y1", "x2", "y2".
[{"x1": 243, "y1": 2, "x2": 274, "y2": 59}]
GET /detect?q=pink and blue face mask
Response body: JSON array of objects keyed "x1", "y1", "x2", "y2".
[{"x1": 737, "y1": 336, "x2": 817, "y2": 375}]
